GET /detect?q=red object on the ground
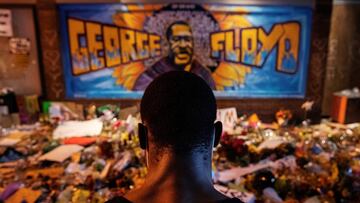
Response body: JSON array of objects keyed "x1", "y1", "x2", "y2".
[{"x1": 63, "y1": 137, "x2": 97, "y2": 146}]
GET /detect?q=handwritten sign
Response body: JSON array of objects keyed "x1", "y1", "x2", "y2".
[
  {"x1": 217, "y1": 108, "x2": 238, "y2": 133},
  {"x1": 0, "y1": 9, "x2": 13, "y2": 37}
]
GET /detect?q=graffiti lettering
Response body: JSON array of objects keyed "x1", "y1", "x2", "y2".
[
  {"x1": 68, "y1": 18, "x2": 161, "y2": 75},
  {"x1": 210, "y1": 22, "x2": 300, "y2": 73}
]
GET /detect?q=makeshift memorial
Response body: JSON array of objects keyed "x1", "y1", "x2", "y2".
[{"x1": 0, "y1": 105, "x2": 359, "y2": 202}]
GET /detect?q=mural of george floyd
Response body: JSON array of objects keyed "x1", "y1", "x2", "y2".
[
  {"x1": 34, "y1": 0, "x2": 333, "y2": 121},
  {"x1": 59, "y1": 3, "x2": 312, "y2": 99}
]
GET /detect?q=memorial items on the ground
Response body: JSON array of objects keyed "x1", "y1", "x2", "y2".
[{"x1": 0, "y1": 105, "x2": 359, "y2": 203}]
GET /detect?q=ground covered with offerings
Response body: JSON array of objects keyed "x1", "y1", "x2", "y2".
[{"x1": 1, "y1": 108, "x2": 360, "y2": 203}]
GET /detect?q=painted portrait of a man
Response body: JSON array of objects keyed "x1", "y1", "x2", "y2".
[{"x1": 133, "y1": 21, "x2": 216, "y2": 90}]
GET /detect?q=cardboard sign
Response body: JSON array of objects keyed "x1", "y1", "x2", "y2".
[
  {"x1": 38, "y1": 144, "x2": 84, "y2": 162},
  {"x1": 217, "y1": 108, "x2": 238, "y2": 133},
  {"x1": 0, "y1": 9, "x2": 13, "y2": 37}
]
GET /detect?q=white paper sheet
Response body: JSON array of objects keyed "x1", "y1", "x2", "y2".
[
  {"x1": 257, "y1": 138, "x2": 286, "y2": 151},
  {"x1": 217, "y1": 156, "x2": 296, "y2": 183},
  {"x1": 53, "y1": 119, "x2": 103, "y2": 139},
  {"x1": 217, "y1": 162, "x2": 271, "y2": 183},
  {"x1": 39, "y1": 144, "x2": 84, "y2": 162}
]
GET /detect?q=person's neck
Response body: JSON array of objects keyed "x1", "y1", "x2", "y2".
[
  {"x1": 146, "y1": 151, "x2": 213, "y2": 188},
  {"x1": 126, "y1": 150, "x2": 227, "y2": 203}
]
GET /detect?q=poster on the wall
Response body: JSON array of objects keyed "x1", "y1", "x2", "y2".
[
  {"x1": 9, "y1": 38, "x2": 31, "y2": 55},
  {"x1": 0, "y1": 9, "x2": 13, "y2": 37},
  {"x1": 59, "y1": 3, "x2": 312, "y2": 99}
]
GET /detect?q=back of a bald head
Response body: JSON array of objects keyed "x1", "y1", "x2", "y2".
[{"x1": 140, "y1": 71, "x2": 217, "y2": 152}]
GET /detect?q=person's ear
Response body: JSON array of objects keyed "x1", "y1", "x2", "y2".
[
  {"x1": 213, "y1": 121, "x2": 223, "y2": 148},
  {"x1": 138, "y1": 123, "x2": 148, "y2": 150}
]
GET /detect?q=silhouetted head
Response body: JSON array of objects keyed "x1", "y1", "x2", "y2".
[{"x1": 139, "y1": 71, "x2": 222, "y2": 154}]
